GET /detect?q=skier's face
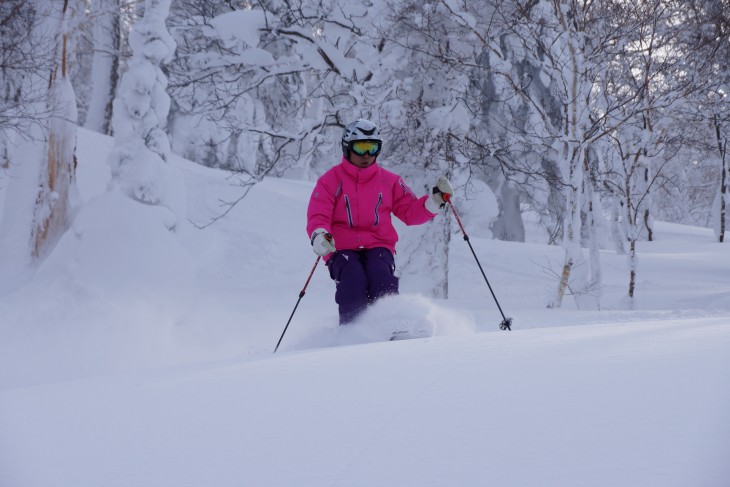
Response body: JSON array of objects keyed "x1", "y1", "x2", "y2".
[{"x1": 349, "y1": 152, "x2": 376, "y2": 168}]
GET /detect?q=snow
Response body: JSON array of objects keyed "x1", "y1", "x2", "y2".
[
  {"x1": 442, "y1": 0, "x2": 478, "y2": 29},
  {"x1": 238, "y1": 47, "x2": 276, "y2": 67},
  {"x1": 1, "y1": 128, "x2": 730, "y2": 486},
  {"x1": 210, "y1": 9, "x2": 267, "y2": 49}
]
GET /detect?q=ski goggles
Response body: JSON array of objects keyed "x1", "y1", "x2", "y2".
[{"x1": 350, "y1": 140, "x2": 382, "y2": 157}]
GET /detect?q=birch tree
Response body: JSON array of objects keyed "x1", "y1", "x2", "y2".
[{"x1": 0, "y1": 0, "x2": 80, "y2": 284}]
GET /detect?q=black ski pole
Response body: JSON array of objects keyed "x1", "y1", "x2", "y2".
[
  {"x1": 275, "y1": 234, "x2": 330, "y2": 353},
  {"x1": 443, "y1": 194, "x2": 512, "y2": 331}
]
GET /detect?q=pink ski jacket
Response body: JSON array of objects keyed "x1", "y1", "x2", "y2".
[{"x1": 307, "y1": 157, "x2": 437, "y2": 260}]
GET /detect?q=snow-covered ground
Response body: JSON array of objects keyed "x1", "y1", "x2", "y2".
[{"x1": 1, "y1": 129, "x2": 729, "y2": 486}]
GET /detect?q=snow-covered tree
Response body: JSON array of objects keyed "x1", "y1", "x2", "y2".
[
  {"x1": 166, "y1": 0, "x2": 375, "y2": 179},
  {"x1": 464, "y1": 0, "x2": 564, "y2": 245},
  {"x1": 107, "y1": 0, "x2": 184, "y2": 224},
  {"x1": 364, "y1": 0, "x2": 492, "y2": 298},
  {"x1": 166, "y1": 1, "x2": 269, "y2": 173},
  {"x1": 598, "y1": 0, "x2": 728, "y2": 302},
  {"x1": 682, "y1": 0, "x2": 730, "y2": 241},
  {"x1": 471, "y1": 0, "x2": 611, "y2": 309}
]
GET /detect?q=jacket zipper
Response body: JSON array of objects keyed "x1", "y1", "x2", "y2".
[
  {"x1": 374, "y1": 193, "x2": 382, "y2": 226},
  {"x1": 344, "y1": 195, "x2": 353, "y2": 228}
]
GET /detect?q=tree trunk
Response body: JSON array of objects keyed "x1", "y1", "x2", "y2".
[
  {"x1": 582, "y1": 147, "x2": 602, "y2": 309},
  {"x1": 624, "y1": 150, "x2": 639, "y2": 307},
  {"x1": 642, "y1": 159, "x2": 654, "y2": 241},
  {"x1": 611, "y1": 194, "x2": 627, "y2": 254},
  {"x1": 32, "y1": 0, "x2": 79, "y2": 259},
  {"x1": 436, "y1": 207, "x2": 451, "y2": 299},
  {"x1": 551, "y1": 257, "x2": 574, "y2": 309},
  {"x1": 549, "y1": 145, "x2": 582, "y2": 309},
  {"x1": 715, "y1": 116, "x2": 727, "y2": 243},
  {"x1": 720, "y1": 140, "x2": 727, "y2": 243},
  {"x1": 489, "y1": 180, "x2": 525, "y2": 242},
  {"x1": 628, "y1": 239, "x2": 637, "y2": 304},
  {"x1": 429, "y1": 155, "x2": 454, "y2": 300},
  {"x1": 549, "y1": 0, "x2": 587, "y2": 309},
  {"x1": 85, "y1": 0, "x2": 120, "y2": 135}
]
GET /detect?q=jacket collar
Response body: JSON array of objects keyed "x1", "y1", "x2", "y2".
[{"x1": 338, "y1": 156, "x2": 379, "y2": 181}]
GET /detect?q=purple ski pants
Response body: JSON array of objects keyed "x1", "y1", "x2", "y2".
[{"x1": 326, "y1": 247, "x2": 399, "y2": 324}]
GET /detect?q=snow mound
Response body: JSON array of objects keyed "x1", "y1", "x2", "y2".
[{"x1": 288, "y1": 293, "x2": 475, "y2": 351}]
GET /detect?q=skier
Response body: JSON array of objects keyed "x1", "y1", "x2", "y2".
[{"x1": 307, "y1": 119, "x2": 453, "y2": 324}]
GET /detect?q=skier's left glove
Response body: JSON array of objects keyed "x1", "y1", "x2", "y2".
[
  {"x1": 425, "y1": 176, "x2": 454, "y2": 213},
  {"x1": 311, "y1": 228, "x2": 336, "y2": 256}
]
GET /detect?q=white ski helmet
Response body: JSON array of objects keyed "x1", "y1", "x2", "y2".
[{"x1": 341, "y1": 119, "x2": 383, "y2": 158}]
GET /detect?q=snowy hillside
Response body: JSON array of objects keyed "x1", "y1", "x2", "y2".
[{"x1": 1, "y1": 129, "x2": 729, "y2": 486}]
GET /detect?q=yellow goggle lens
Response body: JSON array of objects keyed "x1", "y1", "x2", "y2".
[{"x1": 351, "y1": 140, "x2": 381, "y2": 156}]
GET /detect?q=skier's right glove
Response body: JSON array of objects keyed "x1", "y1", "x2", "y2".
[
  {"x1": 425, "y1": 176, "x2": 454, "y2": 213},
  {"x1": 311, "y1": 228, "x2": 336, "y2": 256}
]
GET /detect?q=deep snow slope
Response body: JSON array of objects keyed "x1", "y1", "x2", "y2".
[{"x1": 2, "y1": 317, "x2": 729, "y2": 487}]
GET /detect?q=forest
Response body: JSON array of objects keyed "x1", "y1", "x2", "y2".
[{"x1": 1, "y1": 0, "x2": 728, "y2": 307}]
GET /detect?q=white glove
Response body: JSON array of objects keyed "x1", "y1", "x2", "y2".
[
  {"x1": 311, "y1": 228, "x2": 336, "y2": 256},
  {"x1": 426, "y1": 176, "x2": 454, "y2": 212}
]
